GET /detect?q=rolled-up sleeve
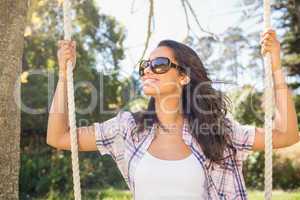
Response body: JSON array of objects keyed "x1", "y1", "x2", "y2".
[
  {"x1": 227, "y1": 115, "x2": 256, "y2": 161},
  {"x1": 94, "y1": 111, "x2": 135, "y2": 158}
]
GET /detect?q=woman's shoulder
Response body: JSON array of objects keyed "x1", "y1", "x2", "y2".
[
  {"x1": 117, "y1": 110, "x2": 140, "y2": 122},
  {"x1": 225, "y1": 113, "x2": 256, "y2": 136},
  {"x1": 95, "y1": 110, "x2": 137, "y2": 132},
  {"x1": 114, "y1": 110, "x2": 136, "y2": 126}
]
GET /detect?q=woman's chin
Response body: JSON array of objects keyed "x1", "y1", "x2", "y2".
[{"x1": 142, "y1": 86, "x2": 160, "y2": 96}]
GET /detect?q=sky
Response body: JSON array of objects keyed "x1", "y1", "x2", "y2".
[{"x1": 93, "y1": 0, "x2": 282, "y2": 92}]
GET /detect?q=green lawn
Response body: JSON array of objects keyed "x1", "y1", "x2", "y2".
[
  {"x1": 248, "y1": 190, "x2": 300, "y2": 200},
  {"x1": 37, "y1": 188, "x2": 300, "y2": 199},
  {"x1": 90, "y1": 188, "x2": 300, "y2": 200}
]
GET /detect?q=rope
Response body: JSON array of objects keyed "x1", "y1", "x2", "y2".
[
  {"x1": 63, "y1": 0, "x2": 82, "y2": 199},
  {"x1": 263, "y1": 0, "x2": 274, "y2": 199},
  {"x1": 60, "y1": 1, "x2": 273, "y2": 200}
]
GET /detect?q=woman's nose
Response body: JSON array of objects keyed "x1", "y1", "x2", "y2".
[{"x1": 143, "y1": 65, "x2": 153, "y2": 75}]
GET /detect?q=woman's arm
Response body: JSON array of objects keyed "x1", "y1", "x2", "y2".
[
  {"x1": 46, "y1": 71, "x2": 69, "y2": 147},
  {"x1": 252, "y1": 29, "x2": 300, "y2": 151},
  {"x1": 253, "y1": 78, "x2": 300, "y2": 150},
  {"x1": 46, "y1": 40, "x2": 97, "y2": 151}
]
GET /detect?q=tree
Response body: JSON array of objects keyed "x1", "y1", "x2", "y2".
[
  {"x1": 235, "y1": 0, "x2": 300, "y2": 89},
  {"x1": 274, "y1": 0, "x2": 300, "y2": 89},
  {"x1": 21, "y1": 0, "x2": 127, "y2": 133},
  {"x1": 185, "y1": 26, "x2": 254, "y2": 87},
  {"x1": 20, "y1": 1, "x2": 132, "y2": 198},
  {"x1": 0, "y1": 0, "x2": 28, "y2": 199}
]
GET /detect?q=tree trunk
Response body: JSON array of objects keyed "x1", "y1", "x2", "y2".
[
  {"x1": 295, "y1": 0, "x2": 300, "y2": 28},
  {"x1": 0, "y1": 0, "x2": 28, "y2": 199}
]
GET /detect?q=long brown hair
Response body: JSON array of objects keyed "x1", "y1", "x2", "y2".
[{"x1": 132, "y1": 39, "x2": 235, "y2": 163}]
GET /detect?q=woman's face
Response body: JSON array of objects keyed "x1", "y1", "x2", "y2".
[{"x1": 141, "y1": 46, "x2": 188, "y2": 97}]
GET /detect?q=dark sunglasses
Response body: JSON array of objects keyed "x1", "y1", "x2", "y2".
[{"x1": 138, "y1": 57, "x2": 186, "y2": 76}]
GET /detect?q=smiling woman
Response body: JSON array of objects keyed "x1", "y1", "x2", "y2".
[
  {"x1": 128, "y1": 39, "x2": 257, "y2": 199},
  {"x1": 45, "y1": 0, "x2": 300, "y2": 200},
  {"x1": 47, "y1": 34, "x2": 299, "y2": 200}
]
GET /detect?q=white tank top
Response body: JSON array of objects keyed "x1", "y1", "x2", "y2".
[{"x1": 134, "y1": 151, "x2": 208, "y2": 200}]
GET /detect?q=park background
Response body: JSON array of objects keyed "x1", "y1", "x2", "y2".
[{"x1": 2, "y1": 0, "x2": 300, "y2": 199}]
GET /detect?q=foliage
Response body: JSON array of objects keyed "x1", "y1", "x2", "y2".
[
  {"x1": 20, "y1": 1, "x2": 300, "y2": 199},
  {"x1": 185, "y1": 27, "x2": 253, "y2": 85},
  {"x1": 22, "y1": 0, "x2": 129, "y2": 134},
  {"x1": 244, "y1": 152, "x2": 300, "y2": 190},
  {"x1": 20, "y1": 1, "x2": 134, "y2": 199},
  {"x1": 273, "y1": 0, "x2": 300, "y2": 90},
  {"x1": 20, "y1": 134, "x2": 128, "y2": 199}
]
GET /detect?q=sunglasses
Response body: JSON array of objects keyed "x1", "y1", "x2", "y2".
[{"x1": 138, "y1": 57, "x2": 186, "y2": 76}]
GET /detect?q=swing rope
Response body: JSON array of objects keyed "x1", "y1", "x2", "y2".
[
  {"x1": 63, "y1": 0, "x2": 82, "y2": 200},
  {"x1": 63, "y1": 1, "x2": 273, "y2": 200},
  {"x1": 263, "y1": 0, "x2": 273, "y2": 200}
]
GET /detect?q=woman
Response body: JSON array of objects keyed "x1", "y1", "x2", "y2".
[{"x1": 47, "y1": 29, "x2": 299, "y2": 200}]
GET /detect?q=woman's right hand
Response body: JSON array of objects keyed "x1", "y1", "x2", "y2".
[{"x1": 57, "y1": 40, "x2": 76, "y2": 75}]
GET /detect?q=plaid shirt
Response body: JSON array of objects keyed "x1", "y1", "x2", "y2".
[{"x1": 94, "y1": 111, "x2": 256, "y2": 200}]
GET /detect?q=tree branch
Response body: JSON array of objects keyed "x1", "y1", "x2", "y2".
[
  {"x1": 139, "y1": 0, "x2": 154, "y2": 62},
  {"x1": 181, "y1": 0, "x2": 191, "y2": 41},
  {"x1": 183, "y1": 0, "x2": 220, "y2": 41}
]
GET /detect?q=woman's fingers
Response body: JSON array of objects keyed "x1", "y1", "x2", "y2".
[
  {"x1": 261, "y1": 40, "x2": 272, "y2": 55},
  {"x1": 261, "y1": 46, "x2": 272, "y2": 55},
  {"x1": 58, "y1": 40, "x2": 75, "y2": 49},
  {"x1": 57, "y1": 40, "x2": 76, "y2": 71},
  {"x1": 260, "y1": 29, "x2": 277, "y2": 56},
  {"x1": 60, "y1": 44, "x2": 75, "y2": 56},
  {"x1": 260, "y1": 34, "x2": 274, "y2": 45},
  {"x1": 260, "y1": 29, "x2": 281, "y2": 63},
  {"x1": 260, "y1": 28, "x2": 276, "y2": 42},
  {"x1": 260, "y1": 28, "x2": 276, "y2": 36}
]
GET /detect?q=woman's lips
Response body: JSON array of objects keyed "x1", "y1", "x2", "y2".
[{"x1": 142, "y1": 78, "x2": 160, "y2": 85}]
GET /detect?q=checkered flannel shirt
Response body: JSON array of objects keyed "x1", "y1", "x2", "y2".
[{"x1": 94, "y1": 111, "x2": 256, "y2": 200}]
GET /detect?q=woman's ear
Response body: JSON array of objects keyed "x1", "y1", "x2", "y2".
[{"x1": 180, "y1": 75, "x2": 190, "y2": 85}]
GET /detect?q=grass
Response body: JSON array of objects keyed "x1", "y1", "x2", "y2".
[
  {"x1": 33, "y1": 188, "x2": 300, "y2": 199},
  {"x1": 91, "y1": 188, "x2": 300, "y2": 200},
  {"x1": 248, "y1": 190, "x2": 300, "y2": 200}
]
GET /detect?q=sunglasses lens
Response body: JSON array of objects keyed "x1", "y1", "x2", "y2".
[
  {"x1": 151, "y1": 57, "x2": 170, "y2": 74},
  {"x1": 138, "y1": 57, "x2": 171, "y2": 76},
  {"x1": 139, "y1": 60, "x2": 148, "y2": 76}
]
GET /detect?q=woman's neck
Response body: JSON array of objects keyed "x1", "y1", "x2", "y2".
[{"x1": 154, "y1": 94, "x2": 184, "y2": 136}]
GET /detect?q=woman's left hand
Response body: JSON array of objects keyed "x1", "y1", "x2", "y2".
[{"x1": 260, "y1": 28, "x2": 281, "y2": 71}]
